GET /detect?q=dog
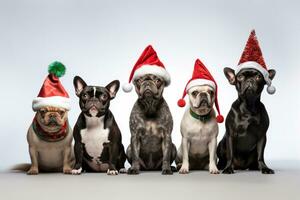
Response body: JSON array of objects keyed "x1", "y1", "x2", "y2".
[
  {"x1": 27, "y1": 106, "x2": 74, "y2": 174},
  {"x1": 217, "y1": 67, "x2": 276, "y2": 174},
  {"x1": 126, "y1": 74, "x2": 177, "y2": 175},
  {"x1": 71, "y1": 76, "x2": 126, "y2": 175},
  {"x1": 175, "y1": 59, "x2": 223, "y2": 174},
  {"x1": 176, "y1": 85, "x2": 220, "y2": 174}
]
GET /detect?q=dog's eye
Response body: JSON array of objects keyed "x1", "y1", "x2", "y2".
[
  {"x1": 256, "y1": 74, "x2": 262, "y2": 80},
  {"x1": 82, "y1": 94, "x2": 88, "y2": 99},
  {"x1": 209, "y1": 90, "x2": 214, "y2": 96},
  {"x1": 137, "y1": 79, "x2": 143, "y2": 85},
  {"x1": 59, "y1": 111, "x2": 65, "y2": 116},
  {"x1": 192, "y1": 91, "x2": 199, "y2": 96},
  {"x1": 101, "y1": 94, "x2": 108, "y2": 101},
  {"x1": 39, "y1": 110, "x2": 46, "y2": 117},
  {"x1": 155, "y1": 79, "x2": 161, "y2": 85},
  {"x1": 237, "y1": 74, "x2": 245, "y2": 81}
]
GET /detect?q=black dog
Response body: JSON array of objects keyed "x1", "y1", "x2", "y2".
[
  {"x1": 217, "y1": 68, "x2": 276, "y2": 174},
  {"x1": 126, "y1": 74, "x2": 177, "y2": 175},
  {"x1": 71, "y1": 76, "x2": 126, "y2": 175}
]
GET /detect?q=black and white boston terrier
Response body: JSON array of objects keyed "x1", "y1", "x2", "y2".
[{"x1": 71, "y1": 76, "x2": 126, "y2": 175}]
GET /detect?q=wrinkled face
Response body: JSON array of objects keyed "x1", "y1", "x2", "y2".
[
  {"x1": 188, "y1": 85, "x2": 215, "y2": 115},
  {"x1": 73, "y1": 76, "x2": 119, "y2": 117},
  {"x1": 133, "y1": 74, "x2": 165, "y2": 99},
  {"x1": 36, "y1": 106, "x2": 68, "y2": 132},
  {"x1": 224, "y1": 67, "x2": 276, "y2": 99}
]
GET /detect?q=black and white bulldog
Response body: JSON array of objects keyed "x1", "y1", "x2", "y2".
[
  {"x1": 176, "y1": 59, "x2": 223, "y2": 174},
  {"x1": 72, "y1": 76, "x2": 126, "y2": 175}
]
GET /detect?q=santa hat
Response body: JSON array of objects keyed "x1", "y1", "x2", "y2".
[
  {"x1": 32, "y1": 61, "x2": 70, "y2": 111},
  {"x1": 236, "y1": 30, "x2": 276, "y2": 94},
  {"x1": 122, "y1": 45, "x2": 171, "y2": 92},
  {"x1": 177, "y1": 59, "x2": 224, "y2": 123}
]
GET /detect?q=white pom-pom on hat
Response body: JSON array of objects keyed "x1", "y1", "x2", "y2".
[
  {"x1": 122, "y1": 83, "x2": 133, "y2": 93},
  {"x1": 267, "y1": 85, "x2": 276, "y2": 94}
]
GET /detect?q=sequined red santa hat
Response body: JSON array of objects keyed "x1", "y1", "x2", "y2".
[
  {"x1": 122, "y1": 45, "x2": 170, "y2": 92},
  {"x1": 236, "y1": 30, "x2": 276, "y2": 94},
  {"x1": 177, "y1": 59, "x2": 224, "y2": 123},
  {"x1": 32, "y1": 61, "x2": 70, "y2": 111}
]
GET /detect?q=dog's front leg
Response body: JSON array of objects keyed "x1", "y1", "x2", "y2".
[
  {"x1": 179, "y1": 137, "x2": 189, "y2": 174},
  {"x1": 222, "y1": 134, "x2": 234, "y2": 174},
  {"x1": 107, "y1": 143, "x2": 119, "y2": 175},
  {"x1": 208, "y1": 137, "x2": 219, "y2": 174},
  {"x1": 27, "y1": 146, "x2": 39, "y2": 175},
  {"x1": 63, "y1": 146, "x2": 72, "y2": 174},
  {"x1": 71, "y1": 141, "x2": 83, "y2": 175},
  {"x1": 127, "y1": 132, "x2": 141, "y2": 175},
  {"x1": 162, "y1": 133, "x2": 173, "y2": 175},
  {"x1": 257, "y1": 136, "x2": 274, "y2": 174}
]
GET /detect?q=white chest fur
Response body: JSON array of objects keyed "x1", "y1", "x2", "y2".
[
  {"x1": 80, "y1": 115, "x2": 110, "y2": 163},
  {"x1": 181, "y1": 108, "x2": 218, "y2": 154}
]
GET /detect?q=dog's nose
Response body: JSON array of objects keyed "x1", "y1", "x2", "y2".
[
  {"x1": 247, "y1": 79, "x2": 255, "y2": 87},
  {"x1": 200, "y1": 93, "x2": 207, "y2": 98}
]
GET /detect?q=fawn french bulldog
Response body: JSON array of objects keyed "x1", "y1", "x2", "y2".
[{"x1": 27, "y1": 62, "x2": 74, "y2": 174}]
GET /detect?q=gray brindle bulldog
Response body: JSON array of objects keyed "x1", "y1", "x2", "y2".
[{"x1": 123, "y1": 45, "x2": 177, "y2": 175}]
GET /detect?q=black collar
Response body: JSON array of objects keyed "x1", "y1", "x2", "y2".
[{"x1": 189, "y1": 109, "x2": 211, "y2": 122}]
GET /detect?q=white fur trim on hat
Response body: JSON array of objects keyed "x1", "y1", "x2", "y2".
[
  {"x1": 32, "y1": 96, "x2": 71, "y2": 111},
  {"x1": 236, "y1": 61, "x2": 275, "y2": 94},
  {"x1": 132, "y1": 65, "x2": 171, "y2": 86},
  {"x1": 186, "y1": 79, "x2": 216, "y2": 92}
]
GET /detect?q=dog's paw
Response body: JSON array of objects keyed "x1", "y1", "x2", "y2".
[
  {"x1": 119, "y1": 168, "x2": 127, "y2": 174},
  {"x1": 127, "y1": 167, "x2": 140, "y2": 175},
  {"x1": 261, "y1": 167, "x2": 275, "y2": 174},
  {"x1": 71, "y1": 168, "x2": 82, "y2": 175},
  {"x1": 209, "y1": 165, "x2": 220, "y2": 174},
  {"x1": 63, "y1": 167, "x2": 72, "y2": 174},
  {"x1": 222, "y1": 167, "x2": 234, "y2": 174},
  {"x1": 27, "y1": 167, "x2": 39, "y2": 175},
  {"x1": 179, "y1": 166, "x2": 189, "y2": 174},
  {"x1": 162, "y1": 168, "x2": 173, "y2": 175},
  {"x1": 107, "y1": 169, "x2": 119, "y2": 175}
]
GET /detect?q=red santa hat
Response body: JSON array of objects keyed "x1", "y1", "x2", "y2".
[
  {"x1": 177, "y1": 59, "x2": 224, "y2": 123},
  {"x1": 122, "y1": 45, "x2": 171, "y2": 92},
  {"x1": 32, "y1": 61, "x2": 70, "y2": 111},
  {"x1": 236, "y1": 30, "x2": 276, "y2": 94}
]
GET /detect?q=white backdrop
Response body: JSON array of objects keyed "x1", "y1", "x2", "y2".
[{"x1": 0, "y1": 0, "x2": 299, "y2": 170}]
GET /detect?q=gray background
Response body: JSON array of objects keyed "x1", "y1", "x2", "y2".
[{"x1": 0, "y1": 0, "x2": 299, "y2": 171}]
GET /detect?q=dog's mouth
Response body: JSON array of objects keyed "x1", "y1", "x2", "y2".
[
  {"x1": 243, "y1": 85, "x2": 257, "y2": 95},
  {"x1": 48, "y1": 121, "x2": 59, "y2": 126},
  {"x1": 88, "y1": 106, "x2": 99, "y2": 116},
  {"x1": 89, "y1": 106, "x2": 98, "y2": 112},
  {"x1": 197, "y1": 99, "x2": 211, "y2": 108},
  {"x1": 142, "y1": 89, "x2": 154, "y2": 97}
]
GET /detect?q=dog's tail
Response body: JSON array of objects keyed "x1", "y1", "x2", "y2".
[{"x1": 11, "y1": 163, "x2": 31, "y2": 172}]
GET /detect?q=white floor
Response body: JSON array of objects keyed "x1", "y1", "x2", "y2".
[{"x1": 1, "y1": 161, "x2": 299, "y2": 200}]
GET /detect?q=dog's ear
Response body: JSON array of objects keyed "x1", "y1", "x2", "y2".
[
  {"x1": 224, "y1": 67, "x2": 236, "y2": 85},
  {"x1": 73, "y1": 76, "x2": 87, "y2": 97},
  {"x1": 268, "y1": 69, "x2": 276, "y2": 80},
  {"x1": 106, "y1": 80, "x2": 120, "y2": 99}
]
